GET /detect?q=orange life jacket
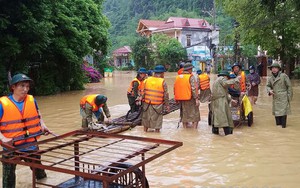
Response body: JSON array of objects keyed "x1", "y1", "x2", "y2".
[
  {"x1": 127, "y1": 78, "x2": 144, "y2": 96},
  {"x1": 0, "y1": 95, "x2": 42, "y2": 146},
  {"x1": 199, "y1": 73, "x2": 210, "y2": 90},
  {"x1": 144, "y1": 77, "x2": 164, "y2": 105},
  {"x1": 80, "y1": 94, "x2": 103, "y2": 112},
  {"x1": 177, "y1": 68, "x2": 184, "y2": 75},
  {"x1": 174, "y1": 74, "x2": 192, "y2": 100},
  {"x1": 240, "y1": 71, "x2": 246, "y2": 92},
  {"x1": 230, "y1": 71, "x2": 246, "y2": 92}
]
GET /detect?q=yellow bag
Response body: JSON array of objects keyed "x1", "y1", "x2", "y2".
[{"x1": 242, "y1": 95, "x2": 253, "y2": 116}]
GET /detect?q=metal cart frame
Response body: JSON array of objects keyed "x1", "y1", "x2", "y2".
[{"x1": 0, "y1": 130, "x2": 182, "y2": 188}]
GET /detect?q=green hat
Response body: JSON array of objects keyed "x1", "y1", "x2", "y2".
[
  {"x1": 218, "y1": 70, "x2": 230, "y2": 77},
  {"x1": 10, "y1": 73, "x2": 32, "y2": 86},
  {"x1": 269, "y1": 63, "x2": 281, "y2": 69},
  {"x1": 95, "y1": 95, "x2": 107, "y2": 106}
]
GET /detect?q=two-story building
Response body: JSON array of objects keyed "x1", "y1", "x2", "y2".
[{"x1": 136, "y1": 17, "x2": 220, "y2": 71}]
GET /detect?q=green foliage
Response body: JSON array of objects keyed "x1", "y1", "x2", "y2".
[
  {"x1": 0, "y1": 64, "x2": 8, "y2": 96},
  {"x1": 292, "y1": 66, "x2": 300, "y2": 79},
  {"x1": 132, "y1": 37, "x2": 153, "y2": 69},
  {"x1": 0, "y1": 0, "x2": 110, "y2": 95},
  {"x1": 220, "y1": 0, "x2": 300, "y2": 75},
  {"x1": 151, "y1": 34, "x2": 187, "y2": 71},
  {"x1": 132, "y1": 34, "x2": 187, "y2": 71}
]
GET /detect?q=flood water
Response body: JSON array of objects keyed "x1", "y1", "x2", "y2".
[{"x1": 1, "y1": 71, "x2": 300, "y2": 188}]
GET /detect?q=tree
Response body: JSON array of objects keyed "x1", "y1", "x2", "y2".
[
  {"x1": 132, "y1": 37, "x2": 153, "y2": 70},
  {"x1": 151, "y1": 34, "x2": 187, "y2": 71},
  {"x1": 219, "y1": 0, "x2": 300, "y2": 75},
  {"x1": 0, "y1": 0, "x2": 110, "y2": 95}
]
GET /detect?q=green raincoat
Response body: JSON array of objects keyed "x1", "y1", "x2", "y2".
[{"x1": 266, "y1": 72, "x2": 293, "y2": 116}]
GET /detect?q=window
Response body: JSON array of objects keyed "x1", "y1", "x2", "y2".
[{"x1": 187, "y1": 35, "x2": 191, "y2": 47}]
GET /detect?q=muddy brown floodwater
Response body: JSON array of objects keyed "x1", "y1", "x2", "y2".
[{"x1": 1, "y1": 71, "x2": 300, "y2": 188}]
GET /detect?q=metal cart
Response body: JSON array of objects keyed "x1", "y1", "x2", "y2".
[{"x1": 0, "y1": 130, "x2": 182, "y2": 188}]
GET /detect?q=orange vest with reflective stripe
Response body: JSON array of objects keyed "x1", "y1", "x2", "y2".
[
  {"x1": 174, "y1": 74, "x2": 192, "y2": 100},
  {"x1": 80, "y1": 95, "x2": 103, "y2": 112},
  {"x1": 199, "y1": 73, "x2": 210, "y2": 90},
  {"x1": 240, "y1": 71, "x2": 246, "y2": 92},
  {"x1": 0, "y1": 95, "x2": 42, "y2": 146},
  {"x1": 127, "y1": 78, "x2": 144, "y2": 96},
  {"x1": 144, "y1": 77, "x2": 164, "y2": 105},
  {"x1": 230, "y1": 71, "x2": 246, "y2": 92}
]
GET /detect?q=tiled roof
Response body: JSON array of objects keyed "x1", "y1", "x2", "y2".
[
  {"x1": 161, "y1": 17, "x2": 211, "y2": 29},
  {"x1": 113, "y1": 46, "x2": 132, "y2": 54},
  {"x1": 137, "y1": 17, "x2": 211, "y2": 32},
  {"x1": 140, "y1": 19, "x2": 165, "y2": 27}
]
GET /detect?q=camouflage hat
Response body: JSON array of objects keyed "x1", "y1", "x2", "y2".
[{"x1": 183, "y1": 63, "x2": 194, "y2": 71}]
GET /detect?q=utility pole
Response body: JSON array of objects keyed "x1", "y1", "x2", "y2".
[{"x1": 212, "y1": 0, "x2": 217, "y2": 73}]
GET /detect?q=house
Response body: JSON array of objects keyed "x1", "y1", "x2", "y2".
[
  {"x1": 136, "y1": 17, "x2": 220, "y2": 71},
  {"x1": 112, "y1": 46, "x2": 132, "y2": 67}
]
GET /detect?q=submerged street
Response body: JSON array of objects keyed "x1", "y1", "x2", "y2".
[{"x1": 1, "y1": 71, "x2": 300, "y2": 188}]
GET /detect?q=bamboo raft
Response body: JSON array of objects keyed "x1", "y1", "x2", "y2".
[{"x1": 102, "y1": 98, "x2": 180, "y2": 134}]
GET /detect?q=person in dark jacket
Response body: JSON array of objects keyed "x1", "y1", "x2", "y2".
[{"x1": 247, "y1": 65, "x2": 261, "y2": 105}]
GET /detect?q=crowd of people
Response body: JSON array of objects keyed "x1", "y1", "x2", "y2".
[{"x1": 0, "y1": 61, "x2": 293, "y2": 187}]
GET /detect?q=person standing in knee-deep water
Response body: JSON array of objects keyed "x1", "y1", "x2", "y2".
[
  {"x1": 211, "y1": 70, "x2": 240, "y2": 135},
  {"x1": 127, "y1": 68, "x2": 147, "y2": 113},
  {"x1": 266, "y1": 63, "x2": 293, "y2": 128},
  {"x1": 174, "y1": 63, "x2": 200, "y2": 129},
  {"x1": 142, "y1": 65, "x2": 170, "y2": 132},
  {"x1": 0, "y1": 73, "x2": 52, "y2": 188}
]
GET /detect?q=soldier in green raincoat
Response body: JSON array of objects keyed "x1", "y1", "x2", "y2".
[
  {"x1": 210, "y1": 70, "x2": 240, "y2": 135},
  {"x1": 266, "y1": 63, "x2": 293, "y2": 128}
]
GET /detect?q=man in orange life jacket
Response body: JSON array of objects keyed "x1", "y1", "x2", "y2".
[
  {"x1": 142, "y1": 65, "x2": 169, "y2": 132},
  {"x1": 196, "y1": 69, "x2": 211, "y2": 103},
  {"x1": 174, "y1": 63, "x2": 200, "y2": 129},
  {"x1": 80, "y1": 94, "x2": 111, "y2": 129},
  {"x1": 231, "y1": 63, "x2": 247, "y2": 96},
  {"x1": 127, "y1": 68, "x2": 147, "y2": 113},
  {"x1": 0, "y1": 73, "x2": 52, "y2": 188}
]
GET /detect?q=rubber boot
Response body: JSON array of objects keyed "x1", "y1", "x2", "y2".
[
  {"x1": 212, "y1": 125, "x2": 219, "y2": 135},
  {"x1": 275, "y1": 116, "x2": 281, "y2": 126},
  {"x1": 281, "y1": 115, "x2": 287, "y2": 128},
  {"x1": 224, "y1": 127, "x2": 232, "y2": 135}
]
